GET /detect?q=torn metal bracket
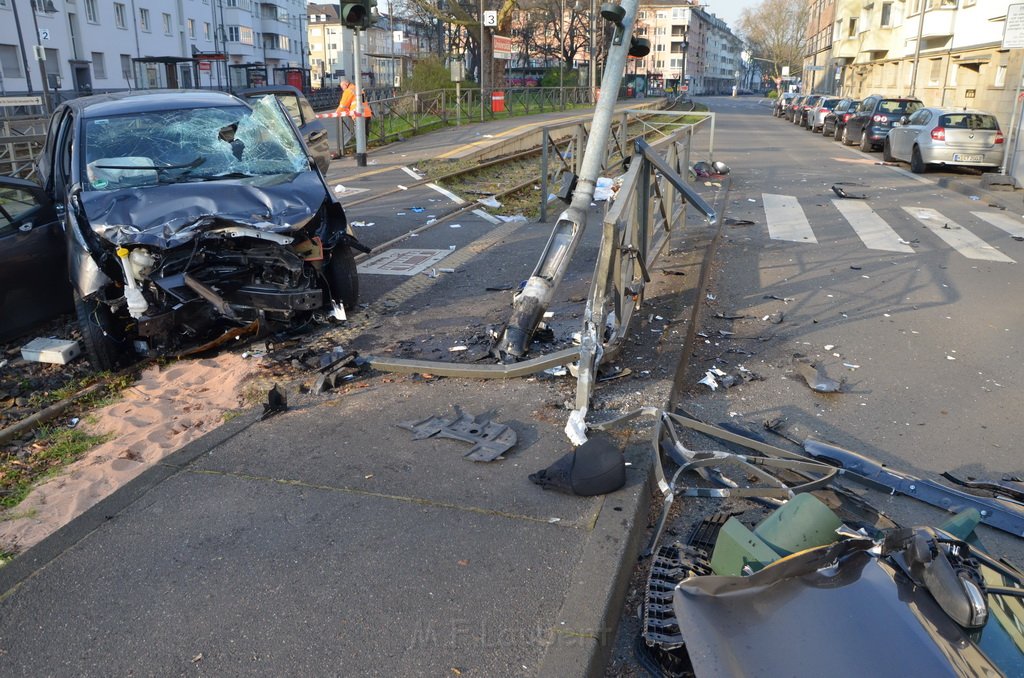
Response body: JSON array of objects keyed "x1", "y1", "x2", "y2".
[{"x1": 398, "y1": 407, "x2": 517, "y2": 462}]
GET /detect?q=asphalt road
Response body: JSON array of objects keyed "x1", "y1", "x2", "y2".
[{"x1": 604, "y1": 94, "x2": 1024, "y2": 675}]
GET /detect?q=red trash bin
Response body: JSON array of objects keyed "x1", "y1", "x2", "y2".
[{"x1": 491, "y1": 91, "x2": 505, "y2": 113}]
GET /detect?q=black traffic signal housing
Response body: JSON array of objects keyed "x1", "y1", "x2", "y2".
[{"x1": 341, "y1": 0, "x2": 377, "y2": 29}]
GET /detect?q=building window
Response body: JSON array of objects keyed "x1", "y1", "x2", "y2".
[
  {"x1": 204, "y1": 22, "x2": 211, "y2": 40},
  {"x1": 0, "y1": 45, "x2": 25, "y2": 78},
  {"x1": 120, "y1": 53, "x2": 132, "y2": 80},
  {"x1": 85, "y1": 0, "x2": 98, "y2": 23},
  {"x1": 188, "y1": 19, "x2": 195, "y2": 38},
  {"x1": 140, "y1": 7, "x2": 150, "y2": 32},
  {"x1": 114, "y1": 3, "x2": 127, "y2": 29},
  {"x1": 227, "y1": 26, "x2": 239, "y2": 42},
  {"x1": 92, "y1": 51, "x2": 106, "y2": 79},
  {"x1": 239, "y1": 26, "x2": 254, "y2": 45},
  {"x1": 995, "y1": 63, "x2": 1007, "y2": 87},
  {"x1": 880, "y1": 2, "x2": 892, "y2": 26},
  {"x1": 163, "y1": 12, "x2": 172, "y2": 35},
  {"x1": 928, "y1": 57, "x2": 942, "y2": 85},
  {"x1": 847, "y1": 17, "x2": 858, "y2": 37}
]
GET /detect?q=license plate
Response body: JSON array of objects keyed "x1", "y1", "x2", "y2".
[{"x1": 953, "y1": 153, "x2": 983, "y2": 162}]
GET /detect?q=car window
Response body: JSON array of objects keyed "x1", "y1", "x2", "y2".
[
  {"x1": 940, "y1": 113, "x2": 999, "y2": 130},
  {"x1": 0, "y1": 186, "x2": 41, "y2": 235},
  {"x1": 880, "y1": 99, "x2": 921, "y2": 115},
  {"x1": 53, "y1": 114, "x2": 75, "y2": 197},
  {"x1": 908, "y1": 109, "x2": 930, "y2": 125},
  {"x1": 821, "y1": 99, "x2": 839, "y2": 110},
  {"x1": 81, "y1": 98, "x2": 307, "y2": 191},
  {"x1": 298, "y1": 97, "x2": 317, "y2": 126}
]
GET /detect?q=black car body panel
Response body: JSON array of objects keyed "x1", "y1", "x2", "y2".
[
  {"x1": 0, "y1": 178, "x2": 72, "y2": 341},
  {"x1": 823, "y1": 98, "x2": 860, "y2": 137}
]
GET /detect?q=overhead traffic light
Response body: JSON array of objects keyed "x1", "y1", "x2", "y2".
[{"x1": 341, "y1": 0, "x2": 378, "y2": 30}]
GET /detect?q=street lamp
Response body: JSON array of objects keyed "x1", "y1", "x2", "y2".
[{"x1": 28, "y1": 0, "x2": 58, "y2": 113}]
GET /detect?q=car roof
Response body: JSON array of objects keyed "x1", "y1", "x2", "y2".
[{"x1": 64, "y1": 90, "x2": 248, "y2": 119}]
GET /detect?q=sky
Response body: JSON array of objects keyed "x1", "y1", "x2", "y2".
[{"x1": 703, "y1": 0, "x2": 747, "y2": 32}]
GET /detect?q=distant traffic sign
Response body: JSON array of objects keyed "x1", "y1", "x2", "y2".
[{"x1": 1004, "y1": 4, "x2": 1024, "y2": 49}]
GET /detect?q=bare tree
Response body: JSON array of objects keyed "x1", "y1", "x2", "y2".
[{"x1": 737, "y1": 0, "x2": 809, "y2": 93}]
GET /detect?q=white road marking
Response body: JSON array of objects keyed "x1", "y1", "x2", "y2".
[
  {"x1": 971, "y1": 211, "x2": 1024, "y2": 238},
  {"x1": 902, "y1": 207, "x2": 1015, "y2": 263},
  {"x1": 400, "y1": 166, "x2": 422, "y2": 180},
  {"x1": 831, "y1": 200, "x2": 914, "y2": 253},
  {"x1": 426, "y1": 182, "x2": 466, "y2": 204},
  {"x1": 762, "y1": 193, "x2": 817, "y2": 243}
]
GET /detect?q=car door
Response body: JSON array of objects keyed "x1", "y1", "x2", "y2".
[
  {"x1": 848, "y1": 97, "x2": 875, "y2": 141},
  {"x1": 238, "y1": 87, "x2": 331, "y2": 174},
  {"x1": 0, "y1": 176, "x2": 72, "y2": 342},
  {"x1": 891, "y1": 109, "x2": 931, "y2": 160}
]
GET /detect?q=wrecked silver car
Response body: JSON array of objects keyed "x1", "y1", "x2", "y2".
[{"x1": 3, "y1": 90, "x2": 366, "y2": 369}]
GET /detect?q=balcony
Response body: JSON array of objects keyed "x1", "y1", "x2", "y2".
[
  {"x1": 858, "y1": 26, "x2": 892, "y2": 52},
  {"x1": 834, "y1": 36, "x2": 860, "y2": 59},
  {"x1": 920, "y1": 8, "x2": 956, "y2": 38}
]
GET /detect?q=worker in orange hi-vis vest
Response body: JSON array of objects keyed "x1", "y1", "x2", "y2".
[{"x1": 336, "y1": 78, "x2": 373, "y2": 142}]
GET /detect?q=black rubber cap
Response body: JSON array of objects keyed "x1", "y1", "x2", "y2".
[{"x1": 528, "y1": 433, "x2": 625, "y2": 496}]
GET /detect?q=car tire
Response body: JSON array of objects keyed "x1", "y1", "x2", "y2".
[
  {"x1": 882, "y1": 138, "x2": 895, "y2": 162},
  {"x1": 326, "y1": 245, "x2": 359, "y2": 313},
  {"x1": 75, "y1": 291, "x2": 126, "y2": 371},
  {"x1": 841, "y1": 126, "x2": 853, "y2": 146},
  {"x1": 910, "y1": 146, "x2": 927, "y2": 174},
  {"x1": 834, "y1": 125, "x2": 843, "y2": 141},
  {"x1": 859, "y1": 133, "x2": 873, "y2": 152}
]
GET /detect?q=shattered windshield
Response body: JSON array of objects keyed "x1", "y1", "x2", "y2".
[{"x1": 82, "y1": 96, "x2": 308, "y2": 191}]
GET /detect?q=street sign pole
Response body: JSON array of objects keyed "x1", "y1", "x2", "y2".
[
  {"x1": 1000, "y1": 4, "x2": 1024, "y2": 175},
  {"x1": 353, "y1": 29, "x2": 367, "y2": 167}
]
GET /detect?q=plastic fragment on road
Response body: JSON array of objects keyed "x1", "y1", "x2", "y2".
[
  {"x1": 479, "y1": 196, "x2": 502, "y2": 208},
  {"x1": 260, "y1": 384, "x2": 288, "y2": 420},
  {"x1": 832, "y1": 185, "x2": 867, "y2": 200},
  {"x1": 398, "y1": 406, "x2": 517, "y2": 462},
  {"x1": 792, "y1": 355, "x2": 844, "y2": 393},
  {"x1": 21, "y1": 337, "x2": 82, "y2": 365},
  {"x1": 699, "y1": 370, "x2": 720, "y2": 390}
]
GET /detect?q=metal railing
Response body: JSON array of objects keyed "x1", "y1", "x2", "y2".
[
  {"x1": 0, "y1": 114, "x2": 49, "y2": 179},
  {"x1": 537, "y1": 107, "x2": 715, "y2": 221}
]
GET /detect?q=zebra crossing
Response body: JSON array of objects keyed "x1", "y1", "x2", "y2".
[{"x1": 758, "y1": 193, "x2": 1020, "y2": 263}]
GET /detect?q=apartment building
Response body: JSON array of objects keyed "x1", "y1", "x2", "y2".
[
  {"x1": 0, "y1": 0, "x2": 308, "y2": 97},
  {"x1": 632, "y1": 0, "x2": 742, "y2": 95},
  {"x1": 812, "y1": 0, "x2": 1023, "y2": 127}
]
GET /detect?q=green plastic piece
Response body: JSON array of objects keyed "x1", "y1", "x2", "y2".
[
  {"x1": 710, "y1": 517, "x2": 781, "y2": 576},
  {"x1": 754, "y1": 493, "x2": 843, "y2": 557},
  {"x1": 938, "y1": 508, "x2": 982, "y2": 542}
]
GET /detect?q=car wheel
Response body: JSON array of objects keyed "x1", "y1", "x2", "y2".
[
  {"x1": 882, "y1": 138, "x2": 895, "y2": 162},
  {"x1": 910, "y1": 146, "x2": 927, "y2": 174},
  {"x1": 841, "y1": 126, "x2": 853, "y2": 146},
  {"x1": 834, "y1": 125, "x2": 843, "y2": 141},
  {"x1": 75, "y1": 291, "x2": 127, "y2": 371},
  {"x1": 326, "y1": 245, "x2": 359, "y2": 312},
  {"x1": 859, "y1": 133, "x2": 873, "y2": 152}
]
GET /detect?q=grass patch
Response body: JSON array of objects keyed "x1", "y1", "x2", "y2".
[
  {"x1": 0, "y1": 425, "x2": 112, "y2": 510},
  {"x1": 0, "y1": 550, "x2": 15, "y2": 567},
  {"x1": 25, "y1": 371, "x2": 134, "y2": 412}
]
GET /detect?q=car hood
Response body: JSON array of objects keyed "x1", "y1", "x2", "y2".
[{"x1": 78, "y1": 171, "x2": 326, "y2": 249}]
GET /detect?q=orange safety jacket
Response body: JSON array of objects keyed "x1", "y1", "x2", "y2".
[{"x1": 336, "y1": 86, "x2": 372, "y2": 117}]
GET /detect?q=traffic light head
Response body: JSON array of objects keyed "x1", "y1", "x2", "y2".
[
  {"x1": 341, "y1": 0, "x2": 378, "y2": 29},
  {"x1": 341, "y1": 1, "x2": 368, "y2": 29}
]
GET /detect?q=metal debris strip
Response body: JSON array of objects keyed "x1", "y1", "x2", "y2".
[
  {"x1": 802, "y1": 439, "x2": 1024, "y2": 538},
  {"x1": 398, "y1": 406, "x2": 517, "y2": 462},
  {"x1": 590, "y1": 407, "x2": 840, "y2": 556}
]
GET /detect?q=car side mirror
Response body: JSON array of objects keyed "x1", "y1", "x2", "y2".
[{"x1": 900, "y1": 115, "x2": 910, "y2": 125}]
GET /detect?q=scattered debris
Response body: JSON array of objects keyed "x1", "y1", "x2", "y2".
[
  {"x1": 21, "y1": 338, "x2": 81, "y2": 365},
  {"x1": 939, "y1": 472, "x2": 1024, "y2": 503},
  {"x1": 261, "y1": 384, "x2": 288, "y2": 420},
  {"x1": 479, "y1": 196, "x2": 502, "y2": 209},
  {"x1": 763, "y1": 295, "x2": 794, "y2": 302},
  {"x1": 485, "y1": 284, "x2": 514, "y2": 291},
  {"x1": 792, "y1": 354, "x2": 844, "y2": 393},
  {"x1": 528, "y1": 433, "x2": 626, "y2": 496},
  {"x1": 832, "y1": 185, "x2": 867, "y2": 200},
  {"x1": 762, "y1": 312, "x2": 784, "y2": 324},
  {"x1": 724, "y1": 218, "x2": 755, "y2": 226},
  {"x1": 312, "y1": 350, "x2": 365, "y2": 395},
  {"x1": 398, "y1": 407, "x2": 517, "y2": 462}
]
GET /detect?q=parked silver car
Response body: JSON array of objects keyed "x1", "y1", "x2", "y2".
[
  {"x1": 884, "y1": 107, "x2": 1004, "y2": 173},
  {"x1": 806, "y1": 97, "x2": 841, "y2": 133}
]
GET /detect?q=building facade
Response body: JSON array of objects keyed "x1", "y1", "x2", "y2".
[
  {"x1": 0, "y1": 0, "x2": 308, "y2": 98},
  {"x1": 807, "y1": 0, "x2": 1023, "y2": 128}
]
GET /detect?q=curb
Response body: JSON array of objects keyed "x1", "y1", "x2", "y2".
[
  {"x1": 937, "y1": 175, "x2": 1023, "y2": 209},
  {"x1": 537, "y1": 438, "x2": 653, "y2": 677},
  {"x1": 0, "y1": 409, "x2": 262, "y2": 600}
]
